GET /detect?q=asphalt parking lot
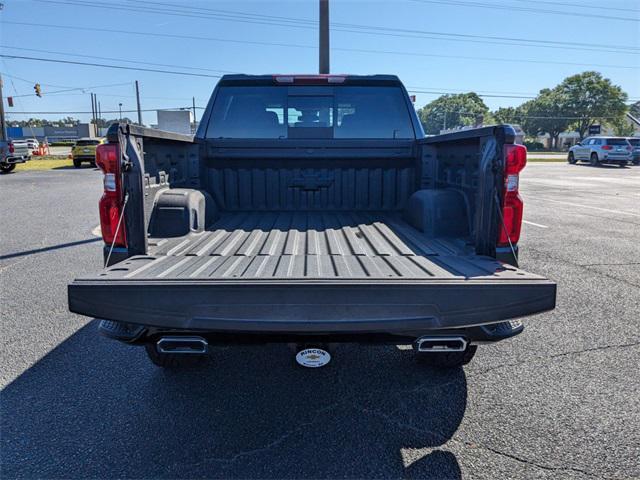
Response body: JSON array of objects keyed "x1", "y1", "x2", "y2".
[{"x1": 1, "y1": 162, "x2": 639, "y2": 479}]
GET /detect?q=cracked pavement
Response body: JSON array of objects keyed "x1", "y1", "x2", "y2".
[{"x1": 1, "y1": 163, "x2": 639, "y2": 479}]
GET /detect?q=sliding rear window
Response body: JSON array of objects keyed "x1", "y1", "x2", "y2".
[{"x1": 205, "y1": 86, "x2": 415, "y2": 139}]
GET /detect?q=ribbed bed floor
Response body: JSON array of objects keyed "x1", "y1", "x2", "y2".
[{"x1": 99, "y1": 211, "x2": 507, "y2": 281}]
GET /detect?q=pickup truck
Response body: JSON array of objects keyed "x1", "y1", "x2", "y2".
[
  {"x1": 0, "y1": 139, "x2": 31, "y2": 173},
  {"x1": 68, "y1": 74, "x2": 556, "y2": 369}
]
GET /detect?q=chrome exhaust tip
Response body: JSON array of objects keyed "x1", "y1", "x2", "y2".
[
  {"x1": 157, "y1": 336, "x2": 208, "y2": 354},
  {"x1": 415, "y1": 336, "x2": 467, "y2": 353}
]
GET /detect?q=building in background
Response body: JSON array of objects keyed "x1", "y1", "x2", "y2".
[{"x1": 6, "y1": 123, "x2": 97, "y2": 141}]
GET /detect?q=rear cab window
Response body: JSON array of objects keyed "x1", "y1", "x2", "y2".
[
  {"x1": 606, "y1": 138, "x2": 630, "y2": 146},
  {"x1": 76, "y1": 140, "x2": 100, "y2": 146},
  {"x1": 205, "y1": 85, "x2": 415, "y2": 140}
]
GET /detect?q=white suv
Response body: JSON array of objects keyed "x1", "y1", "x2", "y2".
[{"x1": 568, "y1": 137, "x2": 632, "y2": 167}]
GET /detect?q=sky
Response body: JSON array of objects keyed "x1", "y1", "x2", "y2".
[{"x1": 1, "y1": 0, "x2": 639, "y2": 125}]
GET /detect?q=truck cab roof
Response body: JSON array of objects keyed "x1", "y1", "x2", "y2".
[{"x1": 217, "y1": 74, "x2": 404, "y2": 87}]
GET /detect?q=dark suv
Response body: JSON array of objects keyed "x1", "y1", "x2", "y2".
[{"x1": 627, "y1": 137, "x2": 640, "y2": 165}]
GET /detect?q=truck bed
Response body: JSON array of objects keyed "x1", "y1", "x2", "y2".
[
  {"x1": 134, "y1": 211, "x2": 507, "y2": 280},
  {"x1": 69, "y1": 212, "x2": 556, "y2": 333}
]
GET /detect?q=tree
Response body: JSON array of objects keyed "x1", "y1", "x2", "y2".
[
  {"x1": 7, "y1": 117, "x2": 80, "y2": 127},
  {"x1": 557, "y1": 71, "x2": 628, "y2": 139},
  {"x1": 417, "y1": 93, "x2": 489, "y2": 135},
  {"x1": 609, "y1": 117, "x2": 635, "y2": 136},
  {"x1": 493, "y1": 106, "x2": 522, "y2": 125},
  {"x1": 520, "y1": 89, "x2": 571, "y2": 150}
]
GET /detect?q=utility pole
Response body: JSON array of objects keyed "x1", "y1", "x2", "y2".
[
  {"x1": 119, "y1": 103, "x2": 123, "y2": 121},
  {"x1": 192, "y1": 96, "x2": 197, "y2": 130},
  {"x1": 0, "y1": 74, "x2": 7, "y2": 141},
  {"x1": 90, "y1": 93, "x2": 96, "y2": 134},
  {"x1": 98, "y1": 101, "x2": 101, "y2": 134},
  {"x1": 319, "y1": 0, "x2": 329, "y2": 74},
  {"x1": 93, "y1": 93, "x2": 99, "y2": 136},
  {"x1": 135, "y1": 80, "x2": 142, "y2": 125}
]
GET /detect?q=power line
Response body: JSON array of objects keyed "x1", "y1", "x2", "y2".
[
  {"x1": 2, "y1": 41, "x2": 638, "y2": 77},
  {"x1": 508, "y1": 0, "x2": 640, "y2": 14},
  {"x1": 30, "y1": 0, "x2": 640, "y2": 54},
  {"x1": 408, "y1": 89, "x2": 639, "y2": 102},
  {"x1": 408, "y1": 89, "x2": 535, "y2": 99},
  {"x1": 7, "y1": 20, "x2": 637, "y2": 61},
  {"x1": 6, "y1": 81, "x2": 134, "y2": 98},
  {"x1": 123, "y1": 0, "x2": 640, "y2": 50},
  {"x1": 0, "y1": 55, "x2": 223, "y2": 78},
  {"x1": 7, "y1": 107, "x2": 205, "y2": 115},
  {"x1": 408, "y1": 0, "x2": 640, "y2": 22},
  {"x1": 2, "y1": 54, "x2": 638, "y2": 102},
  {"x1": 0, "y1": 45, "x2": 236, "y2": 75}
]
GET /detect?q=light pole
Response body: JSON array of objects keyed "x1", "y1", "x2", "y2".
[{"x1": 118, "y1": 103, "x2": 123, "y2": 121}]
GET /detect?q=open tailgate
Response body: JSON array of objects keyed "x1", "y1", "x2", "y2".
[{"x1": 69, "y1": 253, "x2": 556, "y2": 334}]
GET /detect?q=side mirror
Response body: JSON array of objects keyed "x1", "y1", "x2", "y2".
[{"x1": 576, "y1": 142, "x2": 582, "y2": 146}]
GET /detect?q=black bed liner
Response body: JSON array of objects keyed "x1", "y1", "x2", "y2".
[
  {"x1": 112, "y1": 211, "x2": 517, "y2": 280},
  {"x1": 69, "y1": 212, "x2": 555, "y2": 333}
]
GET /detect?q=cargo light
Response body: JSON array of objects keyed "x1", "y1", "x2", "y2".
[
  {"x1": 498, "y1": 144, "x2": 527, "y2": 247},
  {"x1": 274, "y1": 75, "x2": 346, "y2": 84},
  {"x1": 95, "y1": 143, "x2": 127, "y2": 248}
]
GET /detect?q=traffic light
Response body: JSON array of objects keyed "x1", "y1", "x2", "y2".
[{"x1": 34, "y1": 83, "x2": 42, "y2": 97}]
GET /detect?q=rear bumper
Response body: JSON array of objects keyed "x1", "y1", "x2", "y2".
[
  {"x1": 69, "y1": 279, "x2": 556, "y2": 335},
  {"x1": 2, "y1": 155, "x2": 29, "y2": 164},
  {"x1": 72, "y1": 155, "x2": 96, "y2": 161},
  {"x1": 601, "y1": 155, "x2": 631, "y2": 164}
]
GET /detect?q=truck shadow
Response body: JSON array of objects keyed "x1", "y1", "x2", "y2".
[{"x1": 1, "y1": 322, "x2": 466, "y2": 479}]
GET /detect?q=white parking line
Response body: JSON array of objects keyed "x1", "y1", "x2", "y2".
[
  {"x1": 531, "y1": 198, "x2": 640, "y2": 218},
  {"x1": 523, "y1": 220, "x2": 548, "y2": 228}
]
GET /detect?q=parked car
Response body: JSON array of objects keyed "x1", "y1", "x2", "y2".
[
  {"x1": 71, "y1": 137, "x2": 105, "y2": 168},
  {"x1": 568, "y1": 137, "x2": 632, "y2": 167},
  {"x1": 0, "y1": 139, "x2": 31, "y2": 173},
  {"x1": 627, "y1": 137, "x2": 640, "y2": 165},
  {"x1": 68, "y1": 74, "x2": 556, "y2": 370},
  {"x1": 25, "y1": 138, "x2": 40, "y2": 152}
]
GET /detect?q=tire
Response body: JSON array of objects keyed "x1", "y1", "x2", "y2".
[
  {"x1": 73, "y1": 158, "x2": 82, "y2": 168},
  {"x1": 618, "y1": 162, "x2": 626, "y2": 168},
  {"x1": 415, "y1": 345, "x2": 477, "y2": 368},
  {"x1": 568, "y1": 152, "x2": 576, "y2": 164},
  {"x1": 144, "y1": 343, "x2": 209, "y2": 368},
  {"x1": 0, "y1": 163, "x2": 16, "y2": 174},
  {"x1": 589, "y1": 153, "x2": 599, "y2": 167}
]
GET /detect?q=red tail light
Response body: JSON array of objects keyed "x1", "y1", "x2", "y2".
[
  {"x1": 498, "y1": 144, "x2": 527, "y2": 246},
  {"x1": 95, "y1": 143, "x2": 127, "y2": 247},
  {"x1": 8, "y1": 142, "x2": 14, "y2": 154},
  {"x1": 601, "y1": 145, "x2": 612, "y2": 150}
]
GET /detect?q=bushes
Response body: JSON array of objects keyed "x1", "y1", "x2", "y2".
[{"x1": 524, "y1": 141, "x2": 545, "y2": 151}]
